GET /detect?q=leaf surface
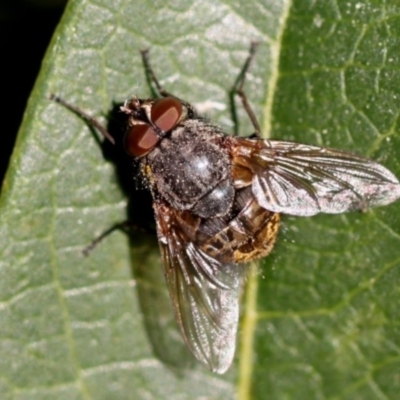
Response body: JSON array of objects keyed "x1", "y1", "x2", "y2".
[{"x1": 1, "y1": 1, "x2": 400, "y2": 399}]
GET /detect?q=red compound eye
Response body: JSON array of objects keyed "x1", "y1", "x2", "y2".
[
  {"x1": 124, "y1": 124, "x2": 158, "y2": 157},
  {"x1": 151, "y1": 97, "x2": 183, "y2": 132}
]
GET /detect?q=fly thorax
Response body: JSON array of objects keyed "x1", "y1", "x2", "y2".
[{"x1": 147, "y1": 122, "x2": 234, "y2": 218}]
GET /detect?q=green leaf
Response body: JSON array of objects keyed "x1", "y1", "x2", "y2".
[{"x1": 2, "y1": 0, "x2": 400, "y2": 399}]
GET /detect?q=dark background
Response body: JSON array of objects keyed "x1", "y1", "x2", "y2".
[{"x1": 0, "y1": 0, "x2": 66, "y2": 183}]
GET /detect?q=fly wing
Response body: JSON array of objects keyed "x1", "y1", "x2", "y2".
[
  {"x1": 154, "y1": 201, "x2": 242, "y2": 374},
  {"x1": 231, "y1": 138, "x2": 400, "y2": 216}
]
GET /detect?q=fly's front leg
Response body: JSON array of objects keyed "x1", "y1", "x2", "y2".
[
  {"x1": 49, "y1": 94, "x2": 116, "y2": 145},
  {"x1": 140, "y1": 49, "x2": 197, "y2": 118}
]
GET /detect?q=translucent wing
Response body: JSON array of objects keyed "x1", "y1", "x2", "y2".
[
  {"x1": 153, "y1": 201, "x2": 242, "y2": 374},
  {"x1": 231, "y1": 138, "x2": 400, "y2": 216}
]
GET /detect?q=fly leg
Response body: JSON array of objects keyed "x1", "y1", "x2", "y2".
[
  {"x1": 49, "y1": 94, "x2": 115, "y2": 145},
  {"x1": 82, "y1": 220, "x2": 156, "y2": 256},
  {"x1": 230, "y1": 42, "x2": 262, "y2": 138},
  {"x1": 141, "y1": 49, "x2": 197, "y2": 118}
]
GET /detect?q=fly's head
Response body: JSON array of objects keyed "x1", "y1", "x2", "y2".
[{"x1": 121, "y1": 96, "x2": 184, "y2": 158}]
